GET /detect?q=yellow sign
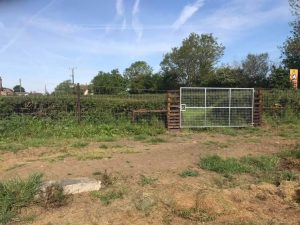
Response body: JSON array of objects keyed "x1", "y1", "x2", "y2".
[
  {"x1": 290, "y1": 69, "x2": 298, "y2": 89},
  {"x1": 290, "y1": 69, "x2": 298, "y2": 80}
]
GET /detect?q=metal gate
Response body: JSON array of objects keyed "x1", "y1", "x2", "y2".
[{"x1": 180, "y1": 87, "x2": 254, "y2": 128}]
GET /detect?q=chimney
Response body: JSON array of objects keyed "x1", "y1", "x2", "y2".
[{"x1": 0, "y1": 76, "x2": 2, "y2": 92}]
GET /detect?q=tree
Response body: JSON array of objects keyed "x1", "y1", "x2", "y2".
[
  {"x1": 204, "y1": 66, "x2": 245, "y2": 87},
  {"x1": 13, "y1": 85, "x2": 25, "y2": 93},
  {"x1": 124, "y1": 61, "x2": 156, "y2": 93},
  {"x1": 160, "y1": 33, "x2": 225, "y2": 86},
  {"x1": 53, "y1": 80, "x2": 74, "y2": 95},
  {"x1": 241, "y1": 53, "x2": 270, "y2": 87},
  {"x1": 268, "y1": 66, "x2": 292, "y2": 89},
  {"x1": 281, "y1": 0, "x2": 300, "y2": 87},
  {"x1": 289, "y1": 0, "x2": 300, "y2": 16},
  {"x1": 91, "y1": 69, "x2": 126, "y2": 95},
  {"x1": 159, "y1": 71, "x2": 181, "y2": 90}
]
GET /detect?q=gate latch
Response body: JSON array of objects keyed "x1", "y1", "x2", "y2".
[{"x1": 181, "y1": 104, "x2": 186, "y2": 111}]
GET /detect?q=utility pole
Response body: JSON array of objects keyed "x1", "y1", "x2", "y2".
[
  {"x1": 19, "y1": 78, "x2": 22, "y2": 93},
  {"x1": 44, "y1": 84, "x2": 48, "y2": 95},
  {"x1": 70, "y1": 67, "x2": 77, "y2": 85}
]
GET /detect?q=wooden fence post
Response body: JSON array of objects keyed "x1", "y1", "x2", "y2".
[
  {"x1": 167, "y1": 90, "x2": 180, "y2": 131},
  {"x1": 253, "y1": 88, "x2": 263, "y2": 126}
]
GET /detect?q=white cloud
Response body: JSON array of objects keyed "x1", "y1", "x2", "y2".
[
  {"x1": 29, "y1": 18, "x2": 79, "y2": 34},
  {"x1": 173, "y1": 0, "x2": 205, "y2": 30},
  {"x1": 132, "y1": 0, "x2": 140, "y2": 15},
  {"x1": 0, "y1": 0, "x2": 57, "y2": 54},
  {"x1": 132, "y1": 0, "x2": 143, "y2": 41},
  {"x1": 116, "y1": 0, "x2": 124, "y2": 16},
  {"x1": 189, "y1": 0, "x2": 291, "y2": 43}
]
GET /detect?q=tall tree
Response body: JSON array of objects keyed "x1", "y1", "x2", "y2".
[
  {"x1": 91, "y1": 69, "x2": 126, "y2": 95},
  {"x1": 160, "y1": 33, "x2": 225, "y2": 86},
  {"x1": 204, "y1": 66, "x2": 245, "y2": 87},
  {"x1": 281, "y1": 0, "x2": 300, "y2": 87},
  {"x1": 13, "y1": 85, "x2": 25, "y2": 93},
  {"x1": 53, "y1": 80, "x2": 74, "y2": 95},
  {"x1": 289, "y1": 0, "x2": 300, "y2": 16},
  {"x1": 268, "y1": 65, "x2": 292, "y2": 89},
  {"x1": 124, "y1": 61, "x2": 156, "y2": 93},
  {"x1": 242, "y1": 53, "x2": 270, "y2": 87},
  {"x1": 159, "y1": 71, "x2": 181, "y2": 90}
]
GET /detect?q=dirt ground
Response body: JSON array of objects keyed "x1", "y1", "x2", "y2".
[{"x1": 1, "y1": 127, "x2": 300, "y2": 225}]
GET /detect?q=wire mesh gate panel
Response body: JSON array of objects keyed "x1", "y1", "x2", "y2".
[{"x1": 180, "y1": 88, "x2": 254, "y2": 128}]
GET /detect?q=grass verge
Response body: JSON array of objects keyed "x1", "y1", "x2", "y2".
[
  {"x1": 199, "y1": 145, "x2": 300, "y2": 184},
  {"x1": 0, "y1": 174, "x2": 43, "y2": 224}
]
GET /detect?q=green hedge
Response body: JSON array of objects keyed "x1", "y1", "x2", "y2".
[
  {"x1": 0, "y1": 95, "x2": 166, "y2": 119},
  {"x1": 262, "y1": 89, "x2": 300, "y2": 118}
]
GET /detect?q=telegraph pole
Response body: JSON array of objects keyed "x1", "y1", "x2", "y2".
[
  {"x1": 19, "y1": 78, "x2": 22, "y2": 93},
  {"x1": 70, "y1": 67, "x2": 77, "y2": 85},
  {"x1": 44, "y1": 84, "x2": 48, "y2": 95}
]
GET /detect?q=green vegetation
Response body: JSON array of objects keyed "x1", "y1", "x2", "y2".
[
  {"x1": 174, "y1": 208, "x2": 214, "y2": 222},
  {"x1": 71, "y1": 141, "x2": 89, "y2": 148},
  {"x1": 179, "y1": 169, "x2": 199, "y2": 178},
  {"x1": 200, "y1": 148, "x2": 299, "y2": 184},
  {"x1": 200, "y1": 155, "x2": 249, "y2": 175},
  {"x1": 139, "y1": 175, "x2": 158, "y2": 186},
  {"x1": 38, "y1": 183, "x2": 69, "y2": 209},
  {"x1": 278, "y1": 144, "x2": 300, "y2": 159},
  {"x1": 0, "y1": 174, "x2": 43, "y2": 224},
  {"x1": 0, "y1": 115, "x2": 165, "y2": 152},
  {"x1": 202, "y1": 140, "x2": 228, "y2": 148},
  {"x1": 240, "y1": 156, "x2": 279, "y2": 173},
  {"x1": 91, "y1": 190, "x2": 125, "y2": 205},
  {"x1": 99, "y1": 144, "x2": 108, "y2": 149},
  {"x1": 147, "y1": 137, "x2": 166, "y2": 144}
]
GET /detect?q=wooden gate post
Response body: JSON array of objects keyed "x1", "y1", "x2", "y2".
[
  {"x1": 167, "y1": 90, "x2": 180, "y2": 131},
  {"x1": 253, "y1": 89, "x2": 263, "y2": 126}
]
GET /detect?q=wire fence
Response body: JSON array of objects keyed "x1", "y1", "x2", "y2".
[{"x1": 0, "y1": 85, "x2": 299, "y2": 126}]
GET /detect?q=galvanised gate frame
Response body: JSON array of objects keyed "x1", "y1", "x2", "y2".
[{"x1": 180, "y1": 87, "x2": 255, "y2": 128}]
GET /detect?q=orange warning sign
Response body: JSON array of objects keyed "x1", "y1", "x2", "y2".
[{"x1": 290, "y1": 69, "x2": 298, "y2": 89}]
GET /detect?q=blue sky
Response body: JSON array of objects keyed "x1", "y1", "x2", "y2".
[{"x1": 0, "y1": 0, "x2": 293, "y2": 92}]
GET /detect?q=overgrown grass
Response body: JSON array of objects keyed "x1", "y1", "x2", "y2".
[
  {"x1": 0, "y1": 115, "x2": 165, "y2": 153},
  {"x1": 199, "y1": 149, "x2": 299, "y2": 185},
  {"x1": 91, "y1": 189, "x2": 125, "y2": 205},
  {"x1": 147, "y1": 137, "x2": 166, "y2": 144},
  {"x1": 202, "y1": 140, "x2": 228, "y2": 148},
  {"x1": 71, "y1": 141, "x2": 89, "y2": 148},
  {"x1": 0, "y1": 174, "x2": 43, "y2": 224},
  {"x1": 179, "y1": 169, "x2": 199, "y2": 178},
  {"x1": 278, "y1": 144, "x2": 300, "y2": 159},
  {"x1": 200, "y1": 155, "x2": 249, "y2": 175},
  {"x1": 38, "y1": 183, "x2": 69, "y2": 209},
  {"x1": 139, "y1": 175, "x2": 158, "y2": 186},
  {"x1": 174, "y1": 208, "x2": 215, "y2": 222},
  {"x1": 99, "y1": 144, "x2": 108, "y2": 149}
]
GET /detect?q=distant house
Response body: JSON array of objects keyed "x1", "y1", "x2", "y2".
[
  {"x1": 0, "y1": 88, "x2": 15, "y2": 96},
  {"x1": 0, "y1": 77, "x2": 14, "y2": 96}
]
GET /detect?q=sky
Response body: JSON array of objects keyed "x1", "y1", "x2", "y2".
[{"x1": 0, "y1": 0, "x2": 294, "y2": 92}]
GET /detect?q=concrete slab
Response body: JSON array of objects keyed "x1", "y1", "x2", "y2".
[{"x1": 42, "y1": 177, "x2": 101, "y2": 195}]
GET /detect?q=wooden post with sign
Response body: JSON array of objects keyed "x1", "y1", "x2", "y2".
[{"x1": 290, "y1": 69, "x2": 298, "y2": 89}]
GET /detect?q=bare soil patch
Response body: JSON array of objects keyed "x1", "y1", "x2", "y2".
[{"x1": 1, "y1": 128, "x2": 300, "y2": 225}]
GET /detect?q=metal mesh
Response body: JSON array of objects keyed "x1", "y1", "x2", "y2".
[{"x1": 180, "y1": 87, "x2": 254, "y2": 128}]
